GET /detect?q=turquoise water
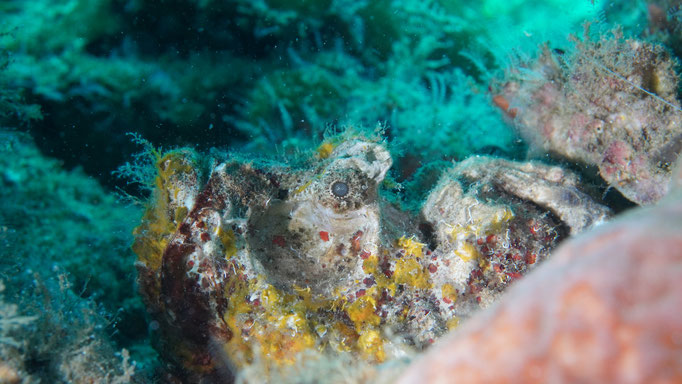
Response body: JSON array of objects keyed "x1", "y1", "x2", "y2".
[{"x1": 0, "y1": 1, "x2": 668, "y2": 382}]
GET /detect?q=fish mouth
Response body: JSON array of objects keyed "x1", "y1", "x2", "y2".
[
  {"x1": 245, "y1": 199, "x2": 376, "y2": 295},
  {"x1": 294, "y1": 201, "x2": 370, "y2": 231}
]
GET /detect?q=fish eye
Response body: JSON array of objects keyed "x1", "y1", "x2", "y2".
[{"x1": 331, "y1": 181, "x2": 349, "y2": 198}]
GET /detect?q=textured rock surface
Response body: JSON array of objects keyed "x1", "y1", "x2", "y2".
[
  {"x1": 398, "y1": 181, "x2": 682, "y2": 384},
  {"x1": 495, "y1": 30, "x2": 682, "y2": 205}
]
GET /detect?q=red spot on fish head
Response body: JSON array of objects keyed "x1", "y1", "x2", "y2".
[
  {"x1": 351, "y1": 230, "x2": 363, "y2": 252},
  {"x1": 319, "y1": 231, "x2": 329, "y2": 242},
  {"x1": 273, "y1": 235, "x2": 286, "y2": 247}
]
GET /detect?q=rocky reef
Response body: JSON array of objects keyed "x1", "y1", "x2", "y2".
[{"x1": 494, "y1": 26, "x2": 682, "y2": 205}]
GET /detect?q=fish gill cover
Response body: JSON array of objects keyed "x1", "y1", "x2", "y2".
[{"x1": 0, "y1": 0, "x2": 680, "y2": 383}]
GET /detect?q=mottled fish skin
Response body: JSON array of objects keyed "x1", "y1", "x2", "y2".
[
  {"x1": 135, "y1": 138, "x2": 612, "y2": 380},
  {"x1": 247, "y1": 140, "x2": 392, "y2": 295}
]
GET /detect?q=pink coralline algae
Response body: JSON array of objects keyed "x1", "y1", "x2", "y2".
[
  {"x1": 397, "y1": 171, "x2": 682, "y2": 384},
  {"x1": 495, "y1": 28, "x2": 682, "y2": 205}
]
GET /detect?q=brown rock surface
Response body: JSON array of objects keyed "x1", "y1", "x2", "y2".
[
  {"x1": 495, "y1": 31, "x2": 682, "y2": 205},
  {"x1": 398, "y1": 187, "x2": 682, "y2": 383}
]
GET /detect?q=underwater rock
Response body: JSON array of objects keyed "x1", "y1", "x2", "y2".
[
  {"x1": 495, "y1": 30, "x2": 682, "y2": 205},
  {"x1": 397, "y1": 167, "x2": 682, "y2": 384},
  {"x1": 132, "y1": 137, "x2": 610, "y2": 381}
]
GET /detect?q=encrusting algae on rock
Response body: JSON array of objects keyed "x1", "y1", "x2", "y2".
[
  {"x1": 494, "y1": 26, "x2": 682, "y2": 205},
  {"x1": 131, "y1": 130, "x2": 611, "y2": 382}
]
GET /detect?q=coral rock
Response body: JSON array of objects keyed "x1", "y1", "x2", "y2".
[{"x1": 496, "y1": 31, "x2": 682, "y2": 204}]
